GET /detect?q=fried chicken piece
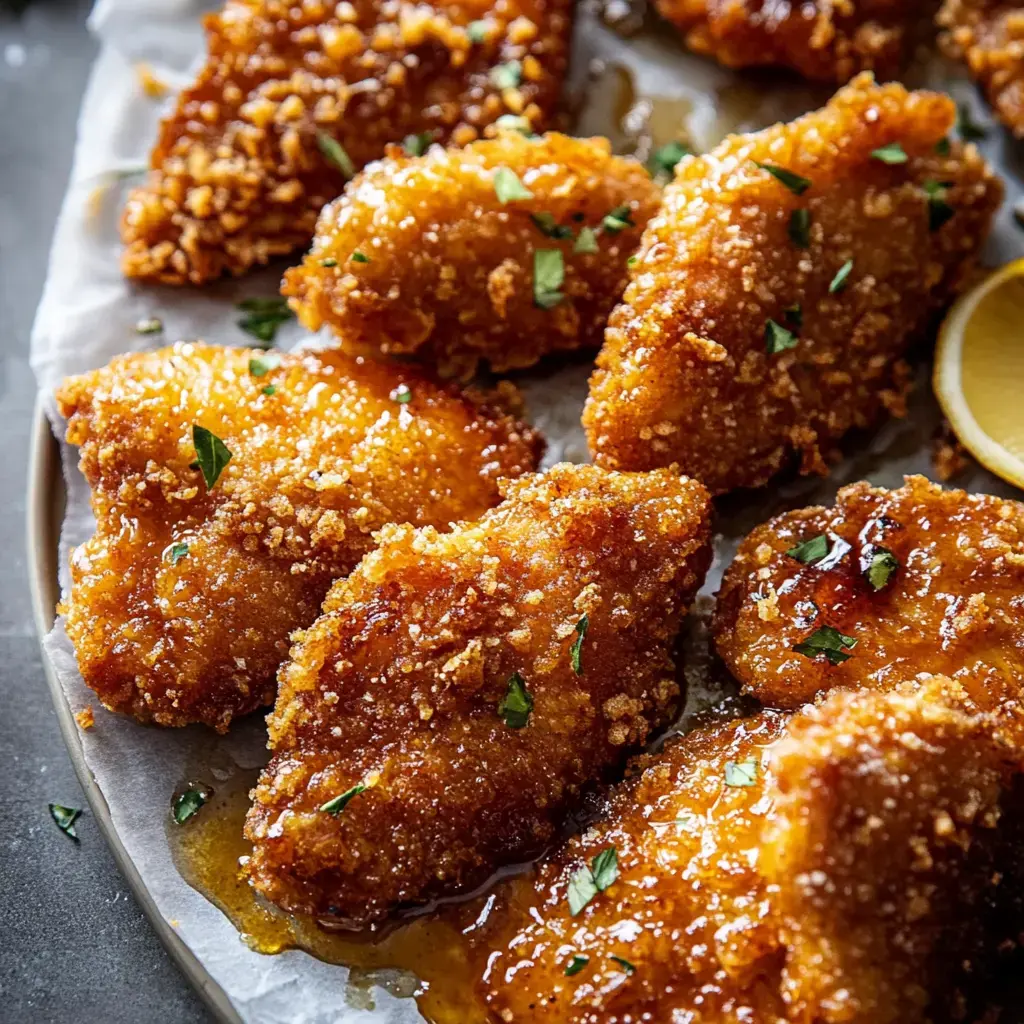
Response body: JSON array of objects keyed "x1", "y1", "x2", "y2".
[
  {"x1": 939, "y1": 0, "x2": 1024, "y2": 136},
  {"x1": 56, "y1": 342, "x2": 542, "y2": 731},
  {"x1": 583, "y1": 74, "x2": 1003, "y2": 495},
  {"x1": 714, "y1": 475, "x2": 1024, "y2": 713},
  {"x1": 120, "y1": 0, "x2": 572, "y2": 285},
  {"x1": 658, "y1": 0, "x2": 926, "y2": 82},
  {"x1": 472, "y1": 676, "x2": 1024, "y2": 1023},
  {"x1": 283, "y1": 132, "x2": 661, "y2": 380},
  {"x1": 244, "y1": 463, "x2": 713, "y2": 924}
]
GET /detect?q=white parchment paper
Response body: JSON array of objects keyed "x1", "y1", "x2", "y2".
[{"x1": 29, "y1": 2, "x2": 1024, "y2": 1021}]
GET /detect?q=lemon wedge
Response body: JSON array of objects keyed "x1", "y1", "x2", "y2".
[{"x1": 934, "y1": 257, "x2": 1024, "y2": 490}]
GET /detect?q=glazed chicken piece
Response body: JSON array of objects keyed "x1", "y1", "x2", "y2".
[
  {"x1": 583, "y1": 74, "x2": 1003, "y2": 495},
  {"x1": 939, "y1": 0, "x2": 1024, "y2": 136},
  {"x1": 245, "y1": 463, "x2": 713, "y2": 924},
  {"x1": 56, "y1": 342, "x2": 542, "y2": 730},
  {"x1": 283, "y1": 131, "x2": 661, "y2": 379},
  {"x1": 472, "y1": 676, "x2": 1024, "y2": 1023},
  {"x1": 714, "y1": 476, "x2": 1024, "y2": 713},
  {"x1": 657, "y1": 0, "x2": 928, "y2": 82},
  {"x1": 120, "y1": 0, "x2": 573, "y2": 284}
]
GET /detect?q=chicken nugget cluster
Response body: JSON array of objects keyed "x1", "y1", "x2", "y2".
[
  {"x1": 244, "y1": 463, "x2": 712, "y2": 924},
  {"x1": 283, "y1": 131, "x2": 661, "y2": 379},
  {"x1": 56, "y1": 342, "x2": 542, "y2": 730},
  {"x1": 584, "y1": 74, "x2": 1003, "y2": 495},
  {"x1": 471, "y1": 676, "x2": 1024, "y2": 1023},
  {"x1": 120, "y1": 0, "x2": 572, "y2": 284}
]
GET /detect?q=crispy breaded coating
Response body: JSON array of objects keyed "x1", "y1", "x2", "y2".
[
  {"x1": 283, "y1": 132, "x2": 660, "y2": 380},
  {"x1": 472, "y1": 677, "x2": 1024, "y2": 1023},
  {"x1": 583, "y1": 74, "x2": 1003, "y2": 495},
  {"x1": 120, "y1": 0, "x2": 572, "y2": 284},
  {"x1": 658, "y1": 0, "x2": 926, "y2": 82},
  {"x1": 56, "y1": 342, "x2": 542, "y2": 731},
  {"x1": 939, "y1": 0, "x2": 1024, "y2": 136},
  {"x1": 714, "y1": 475, "x2": 1024, "y2": 711},
  {"x1": 244, "y1": 463, "x2": 713, "y2": 924}
]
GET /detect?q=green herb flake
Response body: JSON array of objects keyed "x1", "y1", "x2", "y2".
[
  {"x1": 567, "y1": 846, "x2": 618, "y2": 915},
  {"x1": 602, "y1": 204, "x2": 634, "y2": 234},
  {"x1": 319, "y1": 257, "x2": 338, "y2": 267},
  {"x1": 788, "y1": 208, "x2": 811, "y2": 249},
  {"x1": 793, "y1": 625, "x2": 858, "y2": 665},
  {"x1": 236, "y1": 296, "x2": 294, "y2": 345},
  {"x1": 166, "y1": 541, "x2": 190, "y2": 566},
  {"x1": 935, "y1": 137, "x2": 951, "y2": 157},
  {"x1": 754, "y1": 161, "x2": 811, "y2": 196},
  {"x1": 924, "y1": 180, "x2": 955, "y2": 231},
  {"x1": 724, "y1": 759, "x2": 758, "y2": 787},
  {"x1": 829, "y1": 259, "x2": 854, "y2": 295},
  {"x1": 574, "y1": 226, "x2": 599, "y2": 254},
  {"x1": 870, "y1": 142, "x2": 908, "y2": 165},
  {"x1": 317, "y1": 131, "x2": 355, "y2": 179},
  {"x1": 957, "y1": 102, "x2": 987, "y2": 141},
  {"x1": 569, "y1": 613, "x2": 589, "y2": 675},
  {"x1": 786, "y1": 534, "x2": 830, "y2": 565},
  {"x1": 864, "y1": 546, "x2": 899, "y2": 591},
  {"x1": 248, "y1": 352, "x2": 281, "y2": 377},
  {"x1": 564, "y1": 955, "x2": 589, "y2": 977},
  {"x1": 530, "y1": 212, "x2": 573, "y2": 240},
  {"x1": 626, "y1": 254, "x2": 638, "y2": 268},
  {"x1": 262, "y1": 384, "x2": 277, "y2": 396},
  {"x1": 351, "y1": 251, "x2": 371, "y2": 263},
  {"x1": 320, "y1": 783, "x2": 368, "y2": 815},
  {"x1": 490, "y1": 60, "x2": 522, "y2": 90},
  {"x1": 135, "y1": 317, "x2": 163, "y2": 335},
  {"x1": 533, "y1": 249, "x2": 564, "y2": 309},
  {"x1": 191, "y1": 425, "x2": 232, "y2": 490},
  {"x1": 590, "y1": 847, "x2": 618, "y2": 890},
  {"x1": 402, "y1": 132, "x2": 434, "y2": 157},
  {"x1": 765, "y1": 318, "x2": 798, "y2": 355},
  {"x1": 172, "y1": 786, "x2": 207, "y2": 825},
  {"x1": 49, "y1": 803, "x2": 82, "y2": 840},
  {"x1": 498, "y1": 671, "x2": 534, "y2": 728},
  {"x1": 648, "y1": 140, "x2": 691, "y2": 180},
  {"x1": 609, "y1": 956, "x2": 636, "y2": 975},
  {"x1": 494, "y1": 166, "x2": 533, "y2": 203},
  {"x1": 391, "y1": 384, "x2": 413, "y2": 404},
  {"x1": 467, "y1": 18, "x2": 488, "y2": 42},
  {"x1": 495, "y1": 114, "x2": 534, "y2": 136}
]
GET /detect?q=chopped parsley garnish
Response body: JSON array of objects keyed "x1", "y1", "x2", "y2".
[
  {"x1": 626, "y1": 254, "x2": 638, "y2": 268},
  {"x1": 191, "y1": 425, "x2": 232, "y2": 490},
  {"x1": 564, "y1": 955, "x2": 589, "y2": 976},
  {"x1": 786, "y1": 534, "x2": 830, "y2": 564},
  {"x1": 172, "y1": 786, "x2": 207, "y2": 825},
  {"x1": 870, "y1": 142, "x2": 908, "y2": 165},
  {"x1": 533, "y1": 249, "x2": 564, "y2": 309},
  {"x1": 402, "y1": 132, "x2": 434, "y2": 156},
  {"x1": 494, "y1": 166, "x2": 533, "y2": 203},
  {"x1": 788, "y1": 208, "x2": 811, "y2": 248},
  {"x1": 609, "y1": 956, "x2": 636, "y2": 974},
  {"x1": 530, "y1": 212, "x2": 573, "y2": 239},
  {"x1": 351, "y1": 251, "x2": 371, "y2": 263},
  {"x1": 136, "y1": 317, "x2": 163, "y2": 335},
  {"x1": 248, "y1": 352, "x2": 281, "y2": 377},
  {"x1": 391, "y1": 383, "x2": 413, "y2": 404},
  {"x1": 319, "y1": 257, "x2": 338, "y2": 267},
  {"x1": 935, "y1": 137, "x2": 951, "y2": 157},
  {"x1": 467, "y1": 18, "x2": 488, "y2": 42},
  {"x1": 568, "y1": 846, "x2": 618, "y2": 915},
  {"x1": 570, "y1": 613, "x2": 589, "y2": 675},
  {"x1": 602, "y1": 204, "x2": 634, "y2": 233},
  {"x1": 783, "y1": 303, "x2": 803, "y2": 329},
  {"x1": 495, "y1": 114, "x2": 534, "y2": 136},
  {"x1": 262, "y1": 384, "x2": 277, "y2": 396},
  {"x1": 793, "y1": 625, "x2": 857, "y2": 665},
  {"x1": 924, "y1": 180, "x2": 955, "y2": 231},
  {"x1": 863, "y1": 545, "x2": 899, "y2": 591},
  {"x1": 320, "y1": 782, "x2": 367, "y2": 815},
  {"x1": 49, "y1": 803, "x2": 82, "y2": 840},
  {"x1": 724, "y1": 759, "x2": 758, "y2": 787},
  {"x1": 166, "y1": 541, "x2": 190, "y2": 566},
  {"x1": 236, "y1": 296, "x2": 293, "y2": 344},
  {"x1": 957, "y1": 102, "x2": 987, "y2": 141},
  {"x1": 498, "y1": 671, "x2": 533, "y2": 728},
  {"x1": 765, "y1": 318, "x2": 798, "y2": 354},
  {"x1": 490, "y1": 60, "x2": 522, "y2": 90},
  {"x1": 574, "y1": 226, "x2": 599, "y2": 254},
  {"x1": 754, "y1": 162, "x2": 811, "y2": 196},
  {"x1": 316, "y1": 131, "x2": 355, "y2": 179},
  {"x1": 829, "y1": 259, "x2": 854, "y2": 295},
  {"x1": 648, "y1": 140, "x2": 691, "y2": 180}
]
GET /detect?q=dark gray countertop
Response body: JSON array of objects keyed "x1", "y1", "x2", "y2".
[{"x1": 0, "y1": 1, "x2": 211, "y2": 1019}]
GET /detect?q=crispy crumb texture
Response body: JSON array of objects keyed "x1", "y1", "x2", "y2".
[
  {"x1": 120, "y1": 0, "x2": 572, "y2": 284},
  {"x1": 55, "y1": 342, "x2": 542, "y2": 731},
  {"x1": 714, "y1": 475, "x2": 1024, "y2": 710},
  {"x1": 244, "y1": 463, "x2": 713, "y2": 924},
  {"x1": 283, "y1": 131, "x2": 661, "y2": 379},
  {"x1": 583, "y1": 74, "x2": 1003, "y2": 495},
  {"x1": 472, "y1": 677, "x2": 1024, "y2": 1023}
]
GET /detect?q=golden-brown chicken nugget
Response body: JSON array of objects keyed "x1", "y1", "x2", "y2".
[
  {"x1": 584, "y1": 74, "x2": 1003, "y2": 495},
  {"x1": 659, "y1": 0, "x2": 927, "y2": 82},
  {"x1": 121, "y1": 0, "x2": 573, "y2": 284},
  {"x1": 244, "y1": 463, "x2": 713, "y2": 924},
  {"x1": 714, "y1": 475, "x2": 1024, "y2": 711},
  {"x1": 939, "y1": 0, "x2": 1024, "y2": 136},
  {"x1": 472, "y1": 676, "x2": 1024, "y2": 1023},
  {"x1": 56, "y1": 342, "x2": 542, "y2": 730},
  {"x1": 283, "y1": 132, "x2": 661, "y2": 379}
]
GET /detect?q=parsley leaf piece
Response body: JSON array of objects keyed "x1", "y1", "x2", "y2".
[
  {"x1": 530, "y1": 212, "x2": 573, "y2": 239},
  {"x1": 136, "y1": 316, "x2": 163, "y2": 335},
  {"x1": 784, "y1": 303, "x2": 803, "y2": 329},
  {"x1": 935, "y1": 137, "x2": 951, "y2": 157},
  {"x1": 829, "y1": 259, "x2": 854, "y2": 295},
  {"x1": 391, "y1": 384, "x2": 413, "y2": 404},
  {"x1": 49, "y1": 803, "x2": 82, "y2": 840},
  {"x1": 173, "y1": 786, "x2": 207, "y2": 825},
  {"x1": 533, "y1": 249, "x2": 564, "y2": 309},
  {"x1": 317, "y1": 131, "x2": 355, "y2": 179},
  {"x1": 724, "y1": 759, "x2": 758, "y2": 787},
  {"x1": 494, "y1": 166, "x2": 533, "y2": 203},
  {"x1": 788, "y1": 208, "x2": 811, "y2": 248},
  {"x1": 957, "y1": 102, "x2": 987, "y2": 141},
  {"x1": 498, "y1": 671, "x2": 534, "y2": 728},
  {"x1": 262, "y1": 384, "x2": 277, "y2": 396},
  {"x1": 870, "y1": 142, "x2": 908, "y2": 165},
  {"x1": 564, "y1": 955, "x2": 589, "y2": 977},
  {"x1": 574, "y1": 226, "x2": 599, "y2": 254},
  {"x1": 192, "y1": 425, "x2": 232, "y2": 490},
  {"x1": 793, "y1": 625, "x2": 857, "y2": 665},
  {"x1": 648, "y1": 140, "x2": 691, "y2": 180},
  {"x1": 320, "y1": 783, "x2": 368, "y2": 815},
  {"x1": 570, "y1": 613, "x2": 589, "y2": 675},
  {"x1": 490, "y1": 60, "x2": 522, "y2": 90},
  {"x1": 402, "y1": 132, "x2": 433, "y2": 157},
  {"x1": 786, "y1": 534, "x2": 830, "y2": 565},
  {"x1": 590, "y1": 847, "x2": 618, "y2": 890},
  {"x1": 609, "y1": 956, "x2": 636, "y2": 975},
  {"x1": 319, "y1": 257, "x2": 338, "y2": 267},
  {"x1": 495, "y1": 114, "x2": 534, "y2": 136},
  {"x1": 924, "y1": 180, "x2": 955, "y2": 231},
  {"x1": 166, "y1": 541, "x2": 190, "y2": 566},
  {"x1": 754, "y1": 161, "x2": 811, "y2": 196},
  {"x1": 248, "y1": 352, "x2": 281, "y2": 377},
  {"x1": 236, "y1": 296, "x2": 294, "y2": 344},
  {"x1": 467, "y1": 18, "x2": 488, "y2": 42},
  {"x1": 626, "y1": 254, "x2": 638, "y2": 268},
  {"x1": 765, "y1": 318, "x2": 798, "y2": 354},
  {"x1": 351, "y1": 251, "x2": 371, "y2": 263},
  {"x1": 567, "y1": 847, "x2": 618, "y2": 915},
  {"x1": 863, "y1": 545, "x2": 899, "y2": 591},
  {"x1": 602, "y1": 204, "x2": 634, "y2": 233}
]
